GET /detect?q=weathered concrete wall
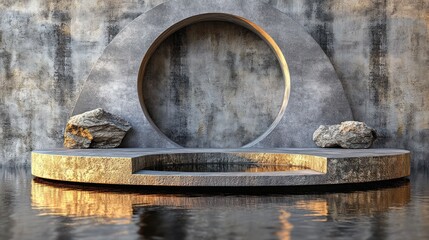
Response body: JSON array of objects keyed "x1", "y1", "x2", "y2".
[
  {"x1": 264, "y1": 0, "x2": 428, "y2": 169},
  {"x1": 0, "y1": 0, "x2": 165, "y2": 165},
  {"x1": 0, "y1": 0, "x2": 428, "y2": 168}
]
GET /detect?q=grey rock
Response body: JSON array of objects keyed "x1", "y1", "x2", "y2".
[
  {"x1": 313, "y1": 121, "x2": 377, "y2": 149},
  {"x1": 64, "y1": 108, "x2": 132, "y2": 149},
  {"x1": 312, "y1": 125, "x2": 340, "y2": 148}
]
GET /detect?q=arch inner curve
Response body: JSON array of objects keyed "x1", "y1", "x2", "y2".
[{"x1": 138, "y1": 14, "x2": 290, "y2": 148}]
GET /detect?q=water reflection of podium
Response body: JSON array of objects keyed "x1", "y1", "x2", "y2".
[{"x1": 31, "y1": 180, "x2": 410, "y2": 239}]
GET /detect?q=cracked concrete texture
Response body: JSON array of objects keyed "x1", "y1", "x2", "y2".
[{"x1": 1, "y1": 0, "x2": 428, "y2": 168}]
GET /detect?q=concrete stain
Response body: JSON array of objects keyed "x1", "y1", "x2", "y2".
[
  {"x1": 304, "y1": 0, "x2": 335, "y2": 57},
  {"x1": 106, "y1": 22, "x2": 120, "y2": 44},
  {"x1": 0, "y1": 49, "x2": 12, "y2": 82},
  {"x1": 368, "y1": 0, "x2": 389, "y2": 129},
  {"x1": 0, "y1": 71, "x2": 16, "y2": 162},
  {"x1": 0, "y1": 111, "x2": 12, "y2": 146},
  {"x1": 225, "y1": 50, "x2": 239, "y2": 95},
  {"x1": 0, "y1": 51, "x2": 13, "y2": 156},
  {"x1": 52, "y1": 10, "x2": 74, "y2": 106},
  {"x1": 169, "y1": 29, "x2": 190, "y2": 145}
]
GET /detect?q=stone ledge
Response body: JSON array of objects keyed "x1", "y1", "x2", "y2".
[{"x1": 32, "y1": 148, "x2": 410, "y2": 187}]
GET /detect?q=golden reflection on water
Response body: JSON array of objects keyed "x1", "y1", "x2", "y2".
[
  {"x1": 277, "y1": 210, "x2": 293, "y2": 240},
  {"x1": 31, "y1": 181, "x2": 141, "y2": 223},
  {"x1": 31, "y1": 179, "x2": 411, "y2": 232},
  {"x1": 295, "y1": 199, "x2": 328, "y2": 221}
]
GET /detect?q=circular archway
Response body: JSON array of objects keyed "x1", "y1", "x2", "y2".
[{"x1": 138, "y1": 14, "x2": 289, "y2": 148}]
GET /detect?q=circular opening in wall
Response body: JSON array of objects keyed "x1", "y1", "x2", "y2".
[{"x1": 138, "y1": 14, "x2": 289, "y2": 148}]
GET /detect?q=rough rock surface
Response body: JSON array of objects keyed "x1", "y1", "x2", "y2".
[
  {"x1": 313, "y1": 121, "x2": 377, "y2": 149},
  {"x1": 64, "y1": 108, "x2": 132, "y2": 149}
]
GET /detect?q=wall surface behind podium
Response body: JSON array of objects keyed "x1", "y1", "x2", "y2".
[{"x1": 0, "y1": 0, "x2": 427, "y2": 168}]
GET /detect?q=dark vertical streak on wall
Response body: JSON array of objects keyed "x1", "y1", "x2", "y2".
[
  {"x1": 169, "y1": 30, "x2": 190, "y2": 145},
  {"x1": 304, "y1": 0, "x2": 335, "y2": 58},
  {"x1": 226, "y1": 50, "x2": 239, "y2": 95},
  {"x1": 403, "y1": 104, "x2": 416, "y2": 150},
  {"x1": 52, "y1": 10, "x2": 74, "y2": 107},
  {"x1": 368, "y1": 0, "x2": 389, "y2": 131},
  {"x1": 105, "y1": 1, "x2": 120, "y2": 44},
  {"x1": 104, "y1": 2, "x2": 146, "y2": 45},
  {"x1": 0, "y1": 33, "x2": 13, "y2": 151},
  {"x1": 107, "y1": 22, "x2": 120, "y2": 44},
  {"x1": 0, "y1": 49, "x2": 13, "y2": 83},
  {"x1": 0, "y1": 113, "x2": 12, "y2": 158}
]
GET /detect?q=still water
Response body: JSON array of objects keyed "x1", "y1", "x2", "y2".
[
  {"x1": 144, "y1": 163, "x2": 306, "y2": 172},
  {"x1": 1, "y1": 167, "x2": 428, "y2": 240}
]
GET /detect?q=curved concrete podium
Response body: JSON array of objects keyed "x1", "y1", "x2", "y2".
[
  {"x1": 32, "y1": 0, "x2": 410, "y2": 188},
  {"x1": 32, "y1": 148, "x2": 410, "y2": 187}
]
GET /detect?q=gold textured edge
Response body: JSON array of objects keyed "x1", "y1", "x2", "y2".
[{"x1": 31, "y1": 150, "x2": 410, "y2": 186}]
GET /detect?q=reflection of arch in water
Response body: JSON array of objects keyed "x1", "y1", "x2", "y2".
[{"x1": 31, "y1": 179, "x2": 411, "y2": 222}]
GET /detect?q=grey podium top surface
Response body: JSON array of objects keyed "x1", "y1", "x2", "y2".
[{"x1": 33, "y1": 148, "x2": 410, "y2": 159}]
